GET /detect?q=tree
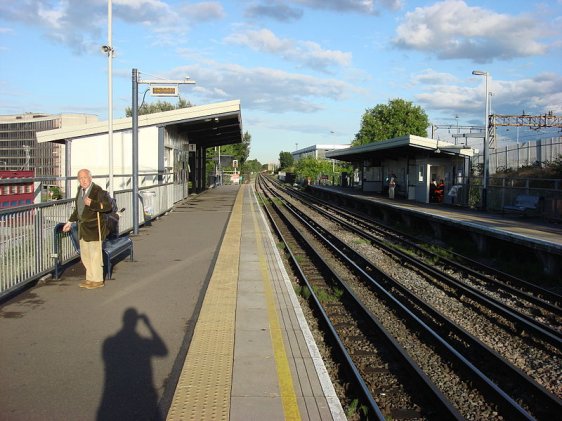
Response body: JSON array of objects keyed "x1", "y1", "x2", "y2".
[
  {"x1": 353, "y1": 98, "x2": 429, "y2": 146},
  {"x1": 294, "y1": 156, "x2": 351, "y2": 183},
  {"x1": 206, "y1": 131, "x2": 252, "y2": 180},
  {"x1": 295, "y1": 156, "x2": 323, "y2": 180},
  {"x1": 242, "y1": 159, "x2": 262, "y2": 174},
  {"x1": 125, "y1": 97, "x2": 193, "y2": 117},
  {"x1": 279, "y1": 151, "x2": 294, "y2": 170}
]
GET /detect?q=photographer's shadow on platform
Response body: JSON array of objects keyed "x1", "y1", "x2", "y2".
[{"x1": 97, "y1": 308, "x2": 168, "y2": 421}]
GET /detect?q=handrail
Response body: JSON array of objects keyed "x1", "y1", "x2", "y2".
[{"x1": 0, "y1": 182, "x2": 188, "y2": 300}]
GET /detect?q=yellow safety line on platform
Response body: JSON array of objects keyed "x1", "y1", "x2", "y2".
[
  {"x1": 166, "y1": 185, "x2": 245, "y2": 421},
  {"x1": 250, "y1": 193, "x2": 302, "y2": 421}
]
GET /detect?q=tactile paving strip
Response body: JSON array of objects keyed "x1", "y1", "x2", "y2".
[{"x1": 167, "y1": 186, "x2": 244, "y2": 421}]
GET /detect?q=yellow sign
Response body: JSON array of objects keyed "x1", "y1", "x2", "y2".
[{"x1": 150, "y1": 85, "x2": 178, "y2": 96}]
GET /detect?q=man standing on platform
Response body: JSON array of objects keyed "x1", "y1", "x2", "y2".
[
  {"x1": 63, "y1": 169, "x2": 111, "y2": 289},
  {"x1": 388, "y1": 174, "x2": 397, "y2": 199}
]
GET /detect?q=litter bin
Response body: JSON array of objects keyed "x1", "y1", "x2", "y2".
[{"x1": 140, "y1": 191, "x2": 156, "y2": 225}]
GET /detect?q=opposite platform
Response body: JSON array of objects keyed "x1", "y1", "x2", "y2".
[{"x1": 167, "y1": 184, "x2": 345, "y2": 421}]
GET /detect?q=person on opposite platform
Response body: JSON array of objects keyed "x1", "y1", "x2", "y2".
[
  {"x1": 435, "y1": 179, "x2": 445, "y2": 203},
  {"x1": 388, "y1": 174, "x2": 397, "y2": 199},
  {"x1": 63, "y1": 168, "x2": 111, "y2": 289}
]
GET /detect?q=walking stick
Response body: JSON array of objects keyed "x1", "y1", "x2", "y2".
[{"x1": 97, "y1": 211, "x2": 104, "y2": 276}]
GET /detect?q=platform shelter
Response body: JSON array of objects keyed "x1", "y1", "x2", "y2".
[
  {"x1": 36, "y1": 100, "x2": 243, "y2": 196},
  {"x1": 326, "y1": 135, "x2": 474, "y2": 204}
]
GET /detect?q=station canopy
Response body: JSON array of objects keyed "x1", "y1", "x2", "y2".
[
  {"x1": 326, "y1": 135, "x2": 473, "y2": 163},
  {"x1": 36, "y1": 100, "x2": 242, "y2": 149}
]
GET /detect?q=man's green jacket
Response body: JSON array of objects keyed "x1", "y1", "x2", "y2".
[{"x1": 69, "y1": 183, "x2": 111, "y2": 242}]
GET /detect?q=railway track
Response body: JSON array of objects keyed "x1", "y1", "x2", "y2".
[
  {"x1": 256, "y1": 174, "x2": 562, "y2": 420},
  {"x1": 283, "y1": 182, "x2": 562, "y2": 342}
]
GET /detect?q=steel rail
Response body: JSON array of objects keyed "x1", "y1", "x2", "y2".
[
  {"x1": 262, "y1": 176, "x2": 536, "y2": 420},
  {"x1": 277, "y1": 192, "x2": 562, "y2": 418},
  {"x1": 254, "y1": 180, "x2": 386, "y2": 420},
  {"x1": 258, "y1": 177, "x2": 462, "y2": 419},
  {"x1": 296, "y1": 182, "x2": 562, "y2": 308},
  {"x1": 279, "y1": 182, "x2": 562, "y2": 341}
]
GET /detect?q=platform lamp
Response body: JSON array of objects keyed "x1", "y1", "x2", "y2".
[
  {"x1": 472, "y1": 70, "x2": 490, "y2": 210},
  {"x1": 100, "y1": 0, "x2": 115, "y2": 196}
]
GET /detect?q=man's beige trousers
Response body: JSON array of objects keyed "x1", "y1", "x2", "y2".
[{"x1": 80, "y1": 239, "x2": 104, "y2": 282}]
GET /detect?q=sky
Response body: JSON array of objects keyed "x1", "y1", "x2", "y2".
[{"x1": 1, "y1": 0, "x2": 561, "y2": 164}]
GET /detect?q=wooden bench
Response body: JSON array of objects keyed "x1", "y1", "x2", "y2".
[
  {"x1": 53, "y1": 223, "x2": 133, "y2": 280},
  {"x1": 503, "y1": 195, "x2": 542, "y2": 216}
]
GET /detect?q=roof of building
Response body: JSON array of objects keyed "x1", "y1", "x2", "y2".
[
  {"x1": 325, "y1": 135, "x2": 474, "y2": 162},
  {"x1": 292, "y1": 144, "x2": 351, "y2": 155},
  {"x1": 0, "y1": 113, "x2": 98, "y2": 125},
  {"x1": 36, "y1": 100, "x2": 242, "y2": 148}
]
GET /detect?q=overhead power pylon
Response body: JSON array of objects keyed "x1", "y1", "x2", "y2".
[{"x1": 489, "y1": 113, "x2": 562, "y2": 150}]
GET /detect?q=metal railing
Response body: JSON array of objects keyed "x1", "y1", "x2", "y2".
[
  {"x1": 0, "y1": 182, "x2": 188, "y2": 299},
  {"x1": 462, "y1": 175, "x2": 562, "y2": 219},
  {"x1": 472, "y1": 137, "x2": 562, "y2": 173}
]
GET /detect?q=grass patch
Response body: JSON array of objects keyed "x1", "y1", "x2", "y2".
[
  {"x1": 346, "y1": 398, "x2": 369, "y2": 419},
  {"x1": 294, "y1": 284, "x2": 311, "y2": 300},
  {"x1": 313, "y1": 285, "x2": 343, "y2": 304},
  {"x1": 352, "y1": 238, "x2": 370, "y2": 246}
]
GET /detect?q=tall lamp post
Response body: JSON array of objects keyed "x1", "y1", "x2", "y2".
[
  {"x1": 472, "y1": 70, "x2": 490, "y2": 210},
  {"x1": 101, "y1": 0, "x2": 114, "y2": 196}
]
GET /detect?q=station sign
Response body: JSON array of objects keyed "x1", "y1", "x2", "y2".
[{"x1": 150, "y1": 85, "x2": 179, "y2": 97}]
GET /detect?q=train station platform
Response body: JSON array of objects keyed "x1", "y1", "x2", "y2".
[
  {"x1": 0, "y1": 184, "x2": 344, "y2": 421},
  {"x1": 311, "y1": 185, "x2": 562, "y2": 247},
  {"x1": 310, "y1": 185, "x2": 562, "y2": 278}
]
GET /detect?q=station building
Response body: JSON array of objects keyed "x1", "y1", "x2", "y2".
[
  {"x1": 0, "y1": 170, "x2": 35, "y2": 208},
  {"x1": 35, "y1": 100, "x2": 242, "y2": 197},
  {"x1": 326, "y1": 135, "x2": 474, "y2": 204},
  {"x1": 0, "y1": 113, "x2": 98, "y2": 178}
]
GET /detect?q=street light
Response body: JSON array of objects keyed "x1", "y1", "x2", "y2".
[
  {"x1": 102, "y1": 0, "x2": 114, "y2": 196},
  {"x1": 472, "y1": 70, "x2": 490, "y2": 210}
]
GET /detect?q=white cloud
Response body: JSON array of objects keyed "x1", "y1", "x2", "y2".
[
  {"x1": 245, "y1": 4, "x2": 304, "y2": 22},
  {"x1": 245, "y1": 0, "x2": 402, "y2": 21},
  {"x1": 169, "y1": 59, "x2": 357, "y2": 113},
  {"x1": 292, "y1": 0, "x2": 402, "y2": 14},
  {"x1": 0, "y1": 0, "x2": 224, "y2": 54},
  {"x1": 412, "y1": 69, "x2": 458, "y2": 85},
  {"x1": 178, "y1": 1, "x2": 225, "y2": 21},
  {"x1": 414, "y1": 71, "x2": 562, "y2": 116},
  {"x1": 393, "y1": 0, "x2": 550, "y2": 63},
  {"x1": 225, "y1": 28, "x2": 352, "y2": 73}
]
